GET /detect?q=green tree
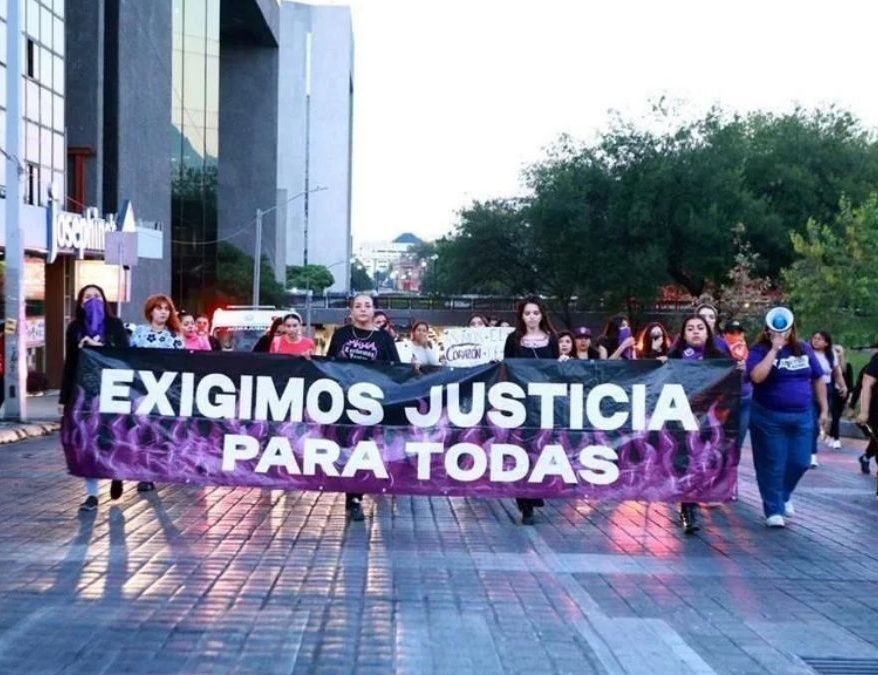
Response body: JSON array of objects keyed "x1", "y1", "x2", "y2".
[
  {"x1": 782, "y1": 195, "x2": 878, "y2": 345},
  {"x1": 433, "y1": 104, "x2": 878, "y2": 307},
  {"x1": 286, "y1": 264, "x2": 334, "y2": 293},
  {"x1": 216, "y1": 242, "x2": 288, "y2": 307},
  {"x1": 350, "y1": 259, "x2": 373, "y2": 291}
]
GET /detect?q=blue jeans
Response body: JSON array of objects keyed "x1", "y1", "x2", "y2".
[{"x1": 749, "y1": 400, "x2": 814, "y2": 517}]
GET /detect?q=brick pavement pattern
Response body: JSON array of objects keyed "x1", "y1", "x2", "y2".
[{"x1": 1, "y1": 434, "x2": 877, "y2": 674}]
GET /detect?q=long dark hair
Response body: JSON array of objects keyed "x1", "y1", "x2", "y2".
[
  {"x1": 599, "y1": 314, "x2": 629, "y2": 353},
  {"x1": 557, "y1": 330, "x2": 575, "y2": 356},
  {"x1": 756, "y1": 323, "x2": 804, "y2": 357},
  {"x1": 811, "y1": 330, "x2": 836, "y2": 369},
  {"x1": 636, "y1": 321, "x2": 671, "y2": 358},
  {"x1": 668, "y1": 315, "x2": 725, "y2": 359},
  {"x1": 74, "y1": 285, "x2": 113, "y2": 340},
  {"x1": 513, "y1": 295, "x2": 555, "y2": 339}
]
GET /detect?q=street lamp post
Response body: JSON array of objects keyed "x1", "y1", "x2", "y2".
[{"x1": 251, "y1": 186, "x2": 326, "y2": 306}]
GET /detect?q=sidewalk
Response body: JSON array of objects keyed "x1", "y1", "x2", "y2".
[
  {"x1": 0, "y1": 433, "x2": 876, "y2": 674},
  {"x1": 0, "y1": 391, "x2": 61, "y2": 443}
]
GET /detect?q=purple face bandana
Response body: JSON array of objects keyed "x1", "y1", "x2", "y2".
[
  {"x1": 619, "y1": 325, "x2": 634, "y2": 359},
  {"x1": 82, "y1": 296, "x2": 106, "y2": 341}
]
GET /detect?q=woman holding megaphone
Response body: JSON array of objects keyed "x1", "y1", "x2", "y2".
[{"x1": 746, "y1": 308, "x2": 829, "y2": 528}]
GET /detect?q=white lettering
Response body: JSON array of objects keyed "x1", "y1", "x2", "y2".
[
  {"x1": 586, "y1": 383, "x2": 628, "y2": 431},
  {"x1": 222, "y1": 434, "x2": 259, "y2": 471},
  {"x1": 578, "y1": 445, "x2": 620, "y2": 485},
  {"x1": 404, "y1": 386, "x2": 443, "y2": 427},
  {"x1": 649, "y1": 384, "x2": 698, "y2": 431},
  {"x1": 195, "y1": 373, "x2": 237, "y2": 419},
  {"x1": 447, "y1": 382, "x2": 485, "y2": 427},
  {"x1": 99, "y1": 368, "x2": 134, "y2": 414},
  {"x1": 303, "y1": 438, "x2": 340, "y2": 476},
  {"x1": 487, "y1": 382, "x2": 527, "y2": 428},
  {"x1": 305, "y1": 379, "x2": 345, "y2": 425},
  {"x1": 136, "y1": 371, "x2": 178, "y2": 416},
  {"x1": 527, "y1": 383, "x2": 568, "y2": 428},
  {"x1": 253, "y1": 376, "x2": 304, "y2": 422},
  {"x1": 341, "y1": 441, "x2": 388, "y2": 478},
  {"x1": 488, "y1": 443, "x2": 529, "y2": 482},
  {"x1": 347, "y1": 382, "x2": 384, "y2": 426},
  {"x1": 529, "y1": 444, "x2": 577, "y2": 484},
  {"x1": 445, "y1": 442, "x2": 487, "y2": 482},
  {"x1": 405, "y1": 442, "x2": 443, "y2": 479},
  {"x1": 254, "y1": 436, "x2": 301, "y2": 474}
]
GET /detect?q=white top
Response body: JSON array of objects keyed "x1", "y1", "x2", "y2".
[
  {"x1": 410, "y1": 343, "x2": 442, "y2": 367},
  {"x1": 130, "y1": 325, "x2": 185, "y2": 350},
  {"x1": 814, "y1": 350, "x2": 832, "y2": 384}
]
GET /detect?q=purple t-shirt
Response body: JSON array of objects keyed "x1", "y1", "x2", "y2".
[{"x1": 746, "y1": 342, "x2": 822, "y2": 411}]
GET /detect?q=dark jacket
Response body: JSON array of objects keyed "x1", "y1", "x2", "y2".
[
  {"x1": 59, "y1": 316, "x2": 129, "y2": 406},
  {"x1": 503, "y1": 332, "x2": 560, "y2": 359}
]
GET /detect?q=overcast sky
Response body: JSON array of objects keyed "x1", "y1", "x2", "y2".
[{"x1": 328, "y1": 0, "x2": 878, "y2": 245}]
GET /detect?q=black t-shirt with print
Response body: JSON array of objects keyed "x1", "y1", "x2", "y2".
[{"x1": 327, "y1": 325, "x2": 401, "y2": 363}]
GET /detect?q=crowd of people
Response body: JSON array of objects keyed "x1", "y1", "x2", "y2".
[{"x1": 60, "y1": 285, "x2": 877, "y2": 533}]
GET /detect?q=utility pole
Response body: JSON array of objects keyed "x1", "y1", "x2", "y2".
[
  {"x1": 252, "y1": 208, "x2": 263, "y2": 305},
  {"x1": 4, "y1": 0, "x2": 27, "y2": 420}
]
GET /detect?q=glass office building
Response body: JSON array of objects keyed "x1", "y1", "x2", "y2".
[{"x1": 171, "y1": 0, "x2": 220, "y2": 311}]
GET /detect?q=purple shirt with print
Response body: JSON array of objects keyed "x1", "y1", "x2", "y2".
[{"x1": 746, "y1": 342, "x2": 822, "y2": 412}]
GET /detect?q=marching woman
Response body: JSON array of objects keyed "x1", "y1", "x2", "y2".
[
  {"x1": 557, "y1": 330, "x2": 576, "y2": 359},
  {"x1": 467, "y1": 313, "x2": 489, "y2": 328},
  {"x1": 253, "y1": 317, "x2": 284, "y2": 353},
  {"x1": 747, "y1": 309, "x2": 828, "y2": 527},
  {"x1": 636, "y1": 321, "x2": 672, "y2": 361},
  {"x1": 503, "y1": 295, "x2": 560, "y2": 525},
  {"x1": 270, "y1": 312, "x2": 315, "y2": 356},
  {"x1": 809, "y1": 331, "x2": 848, "y2": 458},
  {"x1": 129, "y1": 294, "x2": 185, "y2": 492},
  {"x1": 409, "y1": 320, "x2": 443, "y2": 368},
  {"x1": 596, "y1": 315, "x2": 636, "y2": 360},
  {"x1": 667, "y1": 315, "x2": 727, "y2": 534},
  {"x1": 572, "y1": 326, "x2": 601, "y2": 360},
  {"x1": 179, "y1": 311, "x2": 212, "y2": 350},
  {"x1": 60, "y1": 285, "x2": 131, "y2": 511},
  {"x1": 327, "y1": 294, "x2": 401, "y2": 521}
]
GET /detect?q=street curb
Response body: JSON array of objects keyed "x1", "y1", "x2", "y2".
[{"x1": 0, "y1": 421, "x2": 61, "y2": 444}]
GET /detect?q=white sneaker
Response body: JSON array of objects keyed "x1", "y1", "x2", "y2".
[
  {"x1": 810, "y1": 454, "x2": 819, "y2": 468},
  {"x1": 831, "y1": 439, "x2": 842, "y2": 449},
  {"x1": 765, "y1": 514, "x2": 786, "y2": 528},
  {"x1": 784, "y1": 501, "x2": 795, "y2": 517}
]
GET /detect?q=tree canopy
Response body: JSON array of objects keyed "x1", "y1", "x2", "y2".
[{"x1": 430, "y1": 106, "x2": 878, "y2": 313}]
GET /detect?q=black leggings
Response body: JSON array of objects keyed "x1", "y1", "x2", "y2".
[{"x1": 829, "y1": 385, "x2": 845, "y2": 439}]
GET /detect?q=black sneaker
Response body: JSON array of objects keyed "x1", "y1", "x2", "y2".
[
  {"x1": 79, "y1": 496, "x2": 98, "y2": 512},
  {"x1": 349, "y1": 500, "x2": 365, "y2": 521},
  {"x1": 680, "y1": 503, "x2": 700, "y2": 535},
  {"x1": 110, "y1": 480, "x2": 123, "y2": 500},
  {"x1": 136, "y1": 481, "x2": 155, "y2": 492},
  {"x1": 859, "y1": 455, "x2": 871, "y2": 475}
]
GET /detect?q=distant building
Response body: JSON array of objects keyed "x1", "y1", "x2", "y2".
[{"x1": 356, "y1": 233, "x2": 425, "y2": 291}]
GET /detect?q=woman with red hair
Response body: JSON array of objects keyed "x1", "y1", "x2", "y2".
[{"x1": 129, "y1": 294, "x2": 184, "y2": 491}]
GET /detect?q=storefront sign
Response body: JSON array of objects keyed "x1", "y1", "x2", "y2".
[
  {"x1": 25, "y1": 317, "x2": 45, "y2": 349},
  {"x1": 46, "y1": 200, "x2": 138, "y2": 264}
]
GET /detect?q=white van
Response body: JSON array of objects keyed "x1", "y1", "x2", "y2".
[{"x1": 210, "y1": 306, "x2": 295, "y2": 352}]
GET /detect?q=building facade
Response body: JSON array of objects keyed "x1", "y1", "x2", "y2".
[
  {"x1": 2, "y1": 0, "x2": 353, "y2": 391},
  {"x1": 278, "y1": 2, "x2": 353, "y2": 293}
]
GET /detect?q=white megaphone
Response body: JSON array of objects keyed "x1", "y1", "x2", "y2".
[{"x1": 765, "y1": 306, "x2": 794, "y2": 333}]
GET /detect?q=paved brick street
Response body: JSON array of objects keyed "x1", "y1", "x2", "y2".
[{"x1": 1, "y1": 433, "x2": 877, "y2": 674}]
